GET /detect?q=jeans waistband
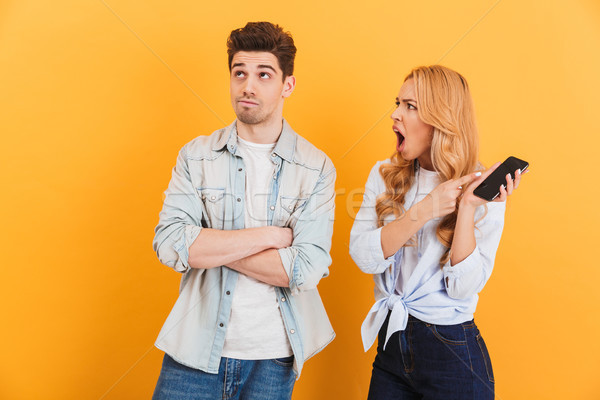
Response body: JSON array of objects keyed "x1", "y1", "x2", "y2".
[{"x1": 407, "y1": 314, "x2": 475, "y2": 327}]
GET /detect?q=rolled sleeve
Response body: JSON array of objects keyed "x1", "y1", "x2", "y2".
[
  {"x1": 277, "y1": 246, "x2": 300, "y2": 286},
  {"x1": 442, "y1": 202, "x2": 506, "y2": 299},
  {"x1": 153, "y1": 145, "x2": 205, "y2": 274},
  {"x1": 349, "y1": 162, "x2": 395, "y2": 274},
  {"x1": 442, "y1": 246, "x2": 484, "y2": 299},
  {"x1": 278, "y1": 166, "x2": 336, "y2": 294}
]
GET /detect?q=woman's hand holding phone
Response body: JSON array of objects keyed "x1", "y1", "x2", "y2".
[
  {"x1": 460, "y1": 162, "x2": 525, "y2": 210},
  {"x1": 420, "y1": 159, "x2": 526, "y2": 221}
]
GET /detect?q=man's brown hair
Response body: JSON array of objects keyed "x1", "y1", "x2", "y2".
[{"x1": 227, "y1": 22, "x2": 296, "y2": 80}]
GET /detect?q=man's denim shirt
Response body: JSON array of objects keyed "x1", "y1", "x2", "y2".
[{"x1": 153, "y1": 119, "x2": 336, "y2": 378}]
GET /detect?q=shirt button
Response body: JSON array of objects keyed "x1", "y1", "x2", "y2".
[
  {"x1": 219, "y1": 323, "x2": 224, "y2": 327},
  {"x1": 290, "y1": 329, "x2": 295, "y2": 334},
  {"x1": 270, "y1": 205, "x2": 275, "y2": 211},
  {"x1": 226, "y1": 291, "x2": 231, "y2": 295},
  {"x1": 238, "y1": 168, "x2": 242, "y2": 172},
  {"x1": 281, "y1": 297, "x2": 286, "y2": 302},
  {"x1": 288, "y1": 205, "x2": 293, "y2": 210},
  {"x1": 237, "y1": 198, "x2": 241, "y2": 202},
  {"x1": 273, "y1": 175, "x2": 276, "y2": 180},
  {"x1": 211, "y1": 196, "x2": 216, "y2": 201},
  {"x1": 201, "y1": 195, "x2": 206, "y2": 200}
]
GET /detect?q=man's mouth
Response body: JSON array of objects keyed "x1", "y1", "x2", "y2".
[
  {"x1": 238, "y1": 99, "x2": 259, "y2": 107},
  {"x1": 393, "y1": 127, "x2": 405, "y2": 150}
]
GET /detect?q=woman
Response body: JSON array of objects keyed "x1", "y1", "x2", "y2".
[{"x1": 349, "y1": 65, "x2": 524, "y2": 400}]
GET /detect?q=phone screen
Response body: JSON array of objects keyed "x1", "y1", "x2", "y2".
[{"x1": 473, "y1": 156, "x2": 528, "y2": 201}]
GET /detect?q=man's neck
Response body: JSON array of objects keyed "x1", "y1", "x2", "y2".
[{"x1": 236, "y1": 118, "x2": 283, "y2": 144}]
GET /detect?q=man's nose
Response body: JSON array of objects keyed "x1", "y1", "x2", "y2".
[{"x1": 243, "y1": 76, "x2": 256, "y2": 96}]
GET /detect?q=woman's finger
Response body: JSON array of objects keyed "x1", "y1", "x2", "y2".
[
  {"x1": 514, "y1": 168, "x2": 521, "y2": 190},
  {"x1": 461, "y1": 161, "x2": 502, "y2": 189},
  {"x1": 495, "y1": 182, "x2": 507, "y2": 202},
  {"x1": 456, "y1": 171, "x2": 483, "y2": 188},
  {"x1": 505, "y1": 173, "x2": 514, "y2": 195}
]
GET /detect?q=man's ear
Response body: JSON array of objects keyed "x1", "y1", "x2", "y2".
[{"x1": 282, "y1": 75, "x2": 296, "y2": 98}]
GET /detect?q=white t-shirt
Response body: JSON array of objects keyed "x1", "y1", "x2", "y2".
[
  {"x1": 395, "y1": 167, "x2": 441, "y2": 295},
  {"x1": 221, "y1": 136, "x2": 293, "y2": 359}
]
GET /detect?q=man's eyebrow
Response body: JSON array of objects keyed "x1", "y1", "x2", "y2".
[
  {"x1": 231, "y1": 63, "x2": 277, "y2": 73},
  {"x1": 257, "y1": 64, "x2": 276, "y2": 72}
]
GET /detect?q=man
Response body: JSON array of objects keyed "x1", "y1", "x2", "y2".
[{"x1": 152, "y1": 22, "x2": 336, "y2": 399}]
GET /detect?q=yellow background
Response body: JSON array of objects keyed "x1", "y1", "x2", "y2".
[{"x1": 1, "y1": 0, "x2": 599, "y2": 398}]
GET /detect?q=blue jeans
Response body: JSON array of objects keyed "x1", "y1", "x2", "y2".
[
  {"x1": 368, "y1": 314, "x2": 495, "y2": 400},
  {"x1": 153, "y1": 353, "x2": 295, "y2": 400}
]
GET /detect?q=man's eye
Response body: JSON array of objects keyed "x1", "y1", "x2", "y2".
[
  {"x1": 259, "y1": 72, "x2": 270, "y2": 79},
  {"x1": 235, "y1": 71, "x2": 245, "y2": 77}
]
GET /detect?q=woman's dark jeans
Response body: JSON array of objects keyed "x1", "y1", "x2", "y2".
[{"x1": 367, "y1": 313, "x2": 495, "y2": 400}]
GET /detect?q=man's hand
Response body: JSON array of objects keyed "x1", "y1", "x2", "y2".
[
  {"x1": 262, "y1": 226, "x2": 293, "y2": 249},
  {"x1": 226, "y1": 227, "x2": 293, "y2": 287},
  {"x1": 189, "y1": 226, "x2": 292, "y2": 270}
]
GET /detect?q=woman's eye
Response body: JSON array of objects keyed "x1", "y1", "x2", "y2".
[
  {"x1": 395, "y1": 100, "x2": 400, "y2": 107},
  {"x1": 407, "y1": 103, "x2": 416, "y2": 110}
]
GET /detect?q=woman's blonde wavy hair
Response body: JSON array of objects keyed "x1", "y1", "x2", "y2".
[{"x1": 375, "y1": 65, "x2": 483, "y2": 266}]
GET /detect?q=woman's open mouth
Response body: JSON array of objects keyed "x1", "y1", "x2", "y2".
[{"x1": 393, "y1": 127, "x2": 405, "y2": 151}]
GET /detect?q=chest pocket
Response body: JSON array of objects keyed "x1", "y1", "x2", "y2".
[
  {"x1": 198, "y1": 188, "x2": 226, "y2": 229},
  {"x1": 278, "y1": 196, "x2": 308, "y2": 228}
]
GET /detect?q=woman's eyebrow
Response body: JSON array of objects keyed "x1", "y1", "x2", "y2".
[{"x1": 397, "y1": 97, "x2": 416, "y2": 103}]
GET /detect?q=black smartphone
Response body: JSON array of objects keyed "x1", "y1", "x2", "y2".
[{"x1": 473, "y1": 156, "x2": 529, "y2": 201}]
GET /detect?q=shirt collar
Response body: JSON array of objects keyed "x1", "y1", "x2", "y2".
[
  {"x1": 212, "y1": 121, "x2": 237, "y2": 153},
  {"x1": 212, "y1": 119, "x2": 296, "y2": 163},
  {"x1": 272, "y1": 119, "x2": 296, "y2": 163}
]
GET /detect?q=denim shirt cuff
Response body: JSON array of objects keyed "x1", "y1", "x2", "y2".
[
  {"x1": 173, "y1": 225, "x2": 203, "y2": 273},
  {"x1": 277, "y1": 247, "x2": 302, "y2": 294}
]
